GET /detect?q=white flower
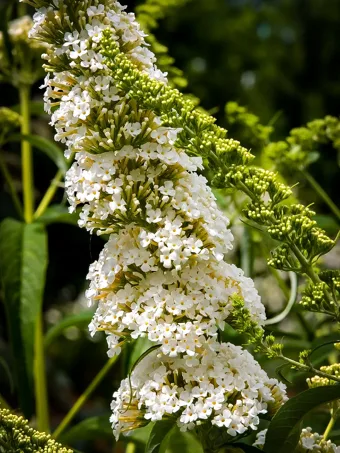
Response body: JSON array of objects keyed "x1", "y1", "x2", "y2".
[{"x1": 110, "y1": 343, "x2": 287, "y2": 439}]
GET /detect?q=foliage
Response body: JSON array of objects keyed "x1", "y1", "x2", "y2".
[{"x1": 0, "y1": 0, "x2": 339, "y2": 453}]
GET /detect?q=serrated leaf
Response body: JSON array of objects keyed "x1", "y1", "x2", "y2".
[
  {"x1": 37, "y1": 205, "x2": 79, "y2": 226},
  {"x1": 9, "y1": 134, "x2": 67, "y2": 174},
  {"x1": 145, "y1": 419, "x2": 176, "y2": 453},
  {"x1": 45, "y1": 310, "x2": 94, "y2": 348},
  {"x1": 0, "y1": 218, "x2": 48, "y2": 417},
  {"x1": 59, "y1": 415, "x2": 112, "y2": 444},
  {"x1": 264, "y1": 385, "x2": 340, "y2": 453}
]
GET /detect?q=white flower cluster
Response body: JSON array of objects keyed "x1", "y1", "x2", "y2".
[
  {"x1": 30, "y1": 0, "x2": 266, "y2": 357},
  {"x1": 111, "y1": 343, "x2": 287, "y2": 439},
  {"x1": 254, "y1": 428, "x2": 340, "y2": 452},
  {"x1": 31, "y1": 0, "x2": 285, "y2": 441}
]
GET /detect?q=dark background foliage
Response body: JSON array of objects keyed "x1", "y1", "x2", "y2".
[{"x1": 0, "y1": 0, "x2": 339, "y2": 451}]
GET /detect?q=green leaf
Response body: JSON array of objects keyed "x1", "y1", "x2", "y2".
[
  {"x1": 128, "y1": 337, "x2": 154, "y2": 371},
  {"x1": 37, "y1": 205, "x2": 79, "y2": 226},
  {"x1": 9, "y1": 134, "x2": 67, "y2": 174},
  {"x1": 264, "y1": 385, "x2": 340, "y2": 453},
  {"x1": 59, "y1": 415, "x2": 112, "y2": 444},
  {"x1": 127, "y1": 423, "x2": 154, "y2": 445},
  {"x1": 162, "y1": 427, "x2": 204, "y2": 453},
  {"x1": 45, "y1": 310, "x2": 94, "y2": 348},
  {"x1": 145, "y1": 419, "x2": 176, "y2": 453},
  {"x1": 0, "y1": 218, "x2": 48, "y2": 417}
]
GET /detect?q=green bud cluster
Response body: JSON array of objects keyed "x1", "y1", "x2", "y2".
[
  {"x1": 100, "y1": 31, "x2": 336, "y2": 277},
  {"x1": 265, "y1": 115, "x2": 340, "y2": 173},
  {"x1": 27, "y1": 1, "x2": 338, "y2": 322},
  {"x1": 307, "y1": 363, "x2": 340, "y2": 388},
  {"x1": 301, "y1": 270, "x2": 340, "y2": 319},
  {"x1": 0, "y1": 409, "x2": 73, "y2": 453},
  {"x1": 230, "y1": 295, "x2": 283, "y2": 358},
  {"x1": 225, "y1": 101, "x2": 273, "y2": 152}
]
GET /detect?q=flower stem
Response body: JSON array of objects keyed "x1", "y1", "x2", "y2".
[
  {"x1": 34, "y1": 311, "x2": 50, "y2": 433},
  {"x1": 18, "y1": 3, "x2": 27, "y2": 16},
  {"x1": 126, "y1": 442, "x2": 136, "y2": 453},
  {"x1": 0, "y1": 151, "x2": 23, "y2": 218},
  {"x1": 20, "y1": 84, "x2": 34, "y2": 224},
  {"x1": 280, "y1": 355, "x2": 340, "y2": 383},
  {"x1": 323, "y1": 407, "x2": 336, "y2": 441},
  {"x1": 301, "y1": 169, "x2": 340, "y2": 222},
  {"x1": 53, "y1": 355, "x2": 119, "y2": 440},
  {"x1": 34, "y1": 169, "x2": 64, "y2": 220}
]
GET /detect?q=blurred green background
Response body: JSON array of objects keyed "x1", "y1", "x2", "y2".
[{"x1": 0, "y1": 0, "x2": 339, "y2": 451}]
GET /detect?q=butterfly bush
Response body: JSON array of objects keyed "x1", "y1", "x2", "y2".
[{"x1": 27, "y1": 0, "x2": 287, "y2": 440}]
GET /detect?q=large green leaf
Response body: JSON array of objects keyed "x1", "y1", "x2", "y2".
[
  {"x1": 44, "y1": 310, "x2": 94, "y2": 348},
  {"x1": 264, "y1": 385, "x2": 340, "y2": 453},
  {"x1": 9, "y1": 134, "x2": 67, "y2": 174},
  {"x1": 145, "y1": 419, "x2": 176, "y2": 453},
  {"x1": 0, "y1": 218, "x2": 48, "y2": 417},
  {"x1": 59, "y1": 415, "x2": 112, "y2": 444}
]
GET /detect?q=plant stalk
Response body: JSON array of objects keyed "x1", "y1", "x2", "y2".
[
  {"x1": 34, "y1": 311, "x2": 50, "y2": 433},
  {"x1": 34, "y1": 169, "x2": 64, "y2": 220},
  {"x1": 323, "y1": 408, "x2": 336, "y2": 441},
  {"x1": 301, "y1": 169, "x2": 340, "y2": 222},
  {"x1": 20, "y1": 84, "x2": 34, "y2": 224},
  {"x1": 126, "y1": 442, "x2": 136, "y2": 453},
  {"x1": 53, "y1": 355, "x2": 119, "y2": 440}
]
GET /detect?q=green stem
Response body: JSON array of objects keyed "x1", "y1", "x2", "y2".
[
  {"x1": 264, "y1": 272, "x2": 297, "y2": 325},
  {"x1": 18, "y1": 3, "x2": 27, "y2": 16},
  {"x1": 301, "y1": 169, "x2": 340, "y2": 222},
  {"x1": 280, "y1": 355, "x2": 340, "y2": 383},
  {"x1": 34, "y1": 311, "x2": 50, "y2": 433},
  {"x1": 34, "y1": 169, "x2": 64, "y2": 220},
  {"x1": 20, "y1": 84, "x2": 34, "y2": 224},
  {"x1": 0, "y1": 151, "x2": 23, "y2": 218},
  {"x1": 323, "y1": 407, "x2": 336, "y2": 441},
  {"x1": 53, "y1": 355, "x2": 119, "y2": 440},
  {"x1": 126, "y1": 442, "x2": 136, "y2": 453},
  {"x1": 240, "y1": 226, "x2": 253, "y2": 277}
]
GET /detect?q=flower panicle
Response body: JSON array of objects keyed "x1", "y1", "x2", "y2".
[{"x1": 29, "y1": 0, "x2": 287, "y2": 441}]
